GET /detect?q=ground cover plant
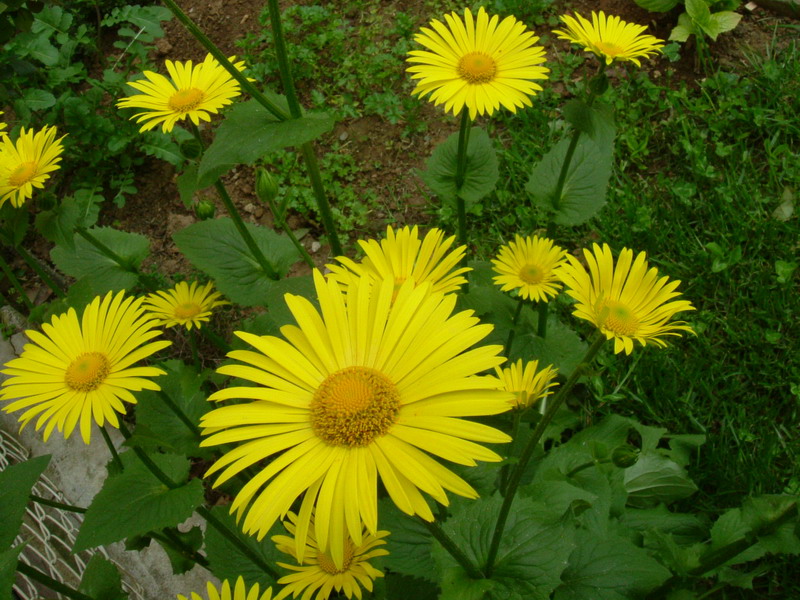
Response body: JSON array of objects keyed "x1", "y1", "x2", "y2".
[{"x1": 0, "y1": 1, "x2": 798, "y2": 599}]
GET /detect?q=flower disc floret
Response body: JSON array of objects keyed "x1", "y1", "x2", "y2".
[
  {"x1": 555, "y1": 243, "x2": 695, "y2": 355},
  {"x1": 0, "y1": 125, "x2": 66, "y2": 208},
  {"x1": 407, "y1": 7, "x2": 549, "y2": 119},
  {"x1": 201, "y1": 270, "x2": 512, "y2": 569},
  {"x1": 491, "y1": 234, "x2": 568, "y2": 302},
  {"x1": 0, "y1": 291, "x2": 171, "y2": 443},
  {"x1": 553, "y1": 11, "x2": 664, "y2": 66}
]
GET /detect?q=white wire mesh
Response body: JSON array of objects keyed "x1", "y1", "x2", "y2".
[{"x1": 0, "y1": 428, "x2": 147, "y2": 600}]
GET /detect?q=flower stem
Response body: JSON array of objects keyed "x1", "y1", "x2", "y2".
[
  {"x1": 188, "y1": 327, "x2": 200, "y2": 370},
  {"x1": 499, "y1": 410, "x2": 522, "y2": 494},
  {"x1": 29, "y1": 494, "x2": 87, "y2": 513},
  {"x1": 117, "y1": 421, "x2": 280, "y2": 580},
  {"x1": 454, "y1": 109, "x2": 472, "y2": 253},
  {"x1": 503, "y1": 298, "x2": 524, "y2": 358},
  {"x1": 157, "y1": 388, "x2": 201, "y2": 438},
  {"x1": 150, "y1": 529, "x2": 211, "y2": 568},
  {"x1": 17, "y1": 561, "x2": 93, "y2": 600},
  {"x1": 299, "y1": 141, "x2": 343, "y2": 257},
  {"x1": 484, "y1": 334, "x2": 606, "y2": 576},
  {"x1": 15, "y1": 245, "x2": 67, "y2": 298},
  {"x1": 0, "y1": 252, "x2": 33, "y2": 309},
  {"x1": 418, "y1": 517, "x2": 484, "y2": 580},
  {"x1": 99, "y1": 425, "x2": 123, "y2": 471},
  {"x1": 537, "y1": 300, "x2": 548, "y2": 338}
]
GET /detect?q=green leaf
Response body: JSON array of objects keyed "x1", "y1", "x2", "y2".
[
  {"x1": 632, "y1": 0, "x2": 681, "y2": 11},
  {"x1": 157, "y1": 526, "x2": 204, "y2": 575},
  {"x1": 0, "y1": 455, "x2": 50, "y2": 548},
  {"x1": 22, "y1": 88, "x2": 55, "y2": 110},
  {"x1": 702, "y1": 11, "x2": 742, "y2": 40},
  {"x1": 0, "y1": 201, "x2": 30, "y2": 247},
  {"x1": 78, "y1": 554, "x2": 127, "y2": 600},
  {"x1": 670, "y1": 14, "x2": 697, "y2": 42},
  {"x1": 435, "y1": 495, "x2": 575, "y2": 599},
  {"x1": 204, "y1": 505, "x2": 281, "y2": 587},
  {"x1": 555, "y1": 530, "x2": 671, "y2": 599},
  {"x1": 35, "y1": 189, "x2": 102, "y2": 250},
  {"x1": 379, "y1": 499, "x2": 437, "y2": 582},
  {"x1": 624, "y1": 452, "x2": 698, "y2": 508},
  {"x1": 73, "y1": 451, "x2": 204, "y2": 552},
  {"x1": 51, "y1": 227, "x2": 149, "y2": 294},
  {"x1": 124, "y1": 360, "x2": 212, "y2": 458},
  {"x1": 16, "y1": 32, "x2": 59, "y2": 65},
  {"x1": 419, "y1": 127, "x2": 498, "y2": 208},
  {"x1": 0, "y1": 545, "x2": 24, "y2": 599},
  {"x1": 623, "y1": 505, "x2": 708, "y2": 546},
  {"x1": 173, "y1": 218, "x2": 299, "y2": 306},
  {"x1": 177, "y1": 164, "x2": 199, "y2": 208},
  {"x1": 198, "y1": 99, "x2": 334, "y2": 187},
  {"x1": 526, "y1": 131, "x2": 614, "y2": 226},
  {"x1": 32, "y1": 5, "x2": 72, "y2": 37},
  {"x1": 517, "y1": 315, "x2": 588, "y2": 374},
  {"x1": 385, "y1": 573, "x2": 439, "y2": 600},
  {"x1": 140, "y1": 131, "x2": 185, "y2": 166},
  {"x1": 685, "y1": 0, "x2": 712, "y2": 26}
]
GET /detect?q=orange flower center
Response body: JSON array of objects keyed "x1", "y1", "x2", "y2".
[
  {"x1": 174, "y1": 302, "x2": 202, "y2": 320},
  {"x1": 518, "y1": 263, "x2": 544, "y2": 285},
  {"x1": 168, "y1": 88, "x2": 205, "y2": 112},
  {"x1": 310, "y1": 366, "x2": 399, "y2": 447},
  {"x1": 594, "y1": 41, "x2": 623, "y2": 58},
  {"x1": 316, "y1": 539, "x2": 355, "y2": 574},
  {"x1": 8, "y1": 161, "x2": 39, "y2": 187},
  {"x1": 65, "y1": 352, "x2": 110, "y2": 392},
  {"x1": 458, "y1": 52, "x2": 497, "y2": 84},
  {"x1": 596, "y1": 299, "x2": 640, "y2": 337}
]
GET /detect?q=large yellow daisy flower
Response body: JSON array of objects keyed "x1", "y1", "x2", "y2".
[
  {"x1": 407, "y1": 7, "x2": 549, "y2": 120},
  {"x1": 273, "y1": 511, "x2": 388, "y2": 600},
  {"x1": 178, "y1": 577, "x2": 272, "y2": 600},
  {"x1": 0, "y1": 291, "x2": 171, "y2": 443},
  {"x1": 326, "y1": 225, "x2": 470, "y2": 298},
  {"x1": 491, "y1": 234, "x2": 568, "y2": 302},
  {"x1": 494, "y1": 359, "x2": 558, "y2": 410},
  {"x1": 201, "y1": 271, "x2": 511, "y2": 569},
  {"x1": 553, "y1": 11, "x2": 664, "y2": 66},
  {"x1": 556, "y1": 243, "x2": 695, "y2": 355},
  {"x1": 117, "y1": 53, "x2": 247, "y2": 133},
  {"x1": 0, "y1": 125, "x2": 66, "y2": 208},
  {"x1": 144, "y1": 280, "x2": 229, "y2": 331}
]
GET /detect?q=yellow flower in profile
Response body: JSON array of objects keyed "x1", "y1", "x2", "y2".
[
  {"x1": 177, "y1": 577, "x2": 272, "y2": 600},
  {"x1": 556, "y1": 243, "x2": 695, "y2": 355},
  {"x1": 273, "y1": 511, "x2": 388, "y2": 600},
  {"x1": 0, "y1": 291, "x2": 171, "y2": 443},
  {"x1": 491, "y1": 234, "x2": 568, "y2": 302},
  {"x1": 553, "y1": 11, "x2": 664, "y2": 66},
  {"x1": 117, "y1": 53, "x2": 247, "y2": 133},
  {"x1": 144, "y1": 280, "x2": 228, "y2": 331},
  {"x1": 494, "y1": 359, "x2": 558, "y2": 410},
  {"x1": 201, "y1": 271, "x2": 511, "y2": 569},
  {"x1": 0, "y1": 112, "x2": 7, "y2": 138},
  {"x1": 327, "y1": 225, "x2": 470, "y2": 298},
  {"x1": 407, "y1": 7, "x2": 549, "y2": 120},
  {"x1": 0, "y1": 125, "x2": 66, "y2": 208}
]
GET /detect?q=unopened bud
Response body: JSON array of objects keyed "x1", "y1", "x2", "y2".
[
  {"x1": 255, "y1": 168, "x2": 279, "y2": 205},
  {"x1": 194, "y1": 199, "x2": 216, "y2": 220},
  {"x1": 611, "y1": 445, "x2": 640, "y2": 468}
]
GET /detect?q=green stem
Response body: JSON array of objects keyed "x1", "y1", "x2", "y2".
[
  {"x1": 188, "y1": 327, "x2": 200, "y2": 370},
  {"x1": 0, "y1": 253, "x2": 34, "y2": 309},
  {"x1": 551, "y1": 130, "x2": 581, "y2": 214},
  {"x1": 484, "y1": 335, "x2": 606, "y2": 576},
  {"x1": 99, "y1": 425, "x2": 123, "y2": 471},
  {"x1": 500, "y1": 410, "x2": 522, "y2": 494},
  {"x1": 537, "y1": 300, "x2": 548, "y2": 338},
  {"x1": 157, "y1": 388, "x2": 201, "y2": 438},
  {"x1": 266, "y1": 0, "x2": 301, "y2": 119},
  {"x1": 454, "y1": 109, "x2": 471, "y2": 252},
  {"x1": 151, "y1": 529, "x2": 211, "y2": 568},
  {"x1": 503, "y1": 298, "x2": 524, "y2": 358},
  {"x1": 16, "y1": 245, "x2": 67, "y2": 299},
  {"x1": 267, "y1": 193, "x2": 315, "y2": 269},
  {"x1": 117, "y1": 422, "x2": 279, "y2": 580},
  {"x1": 299, "y1": 143, "x2": 343, "y2": 257},
  {"x1": 160, "y1": 0, "x2": 288, "y2": 120},
  {"x1": 17, "y1": 561, "x2": 93, "y2": 600},
  {"x1": 29, "y1": 494, "x2": 87, "y2": 513},
  {"x1": 418, "y1": 517, "x2": 484, "y2": 580},
  {"x1": 565, "y1": 458, "x2": 610, "y2": 479},
  {"x1": 200, "y1": 327, "x2": 231, "y2": 354}
]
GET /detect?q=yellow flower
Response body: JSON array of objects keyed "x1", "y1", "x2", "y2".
[
  {"x1": 117, "y1": 53, "x2": 247, "y2": 133},
  {"x1": 407, "y1": 7, "x2": 549, "y2": 120},
  {"x1": 553, "y1": 11, "x2": 664, "y2": 66},
  {"x1": 273, "y1": 511, "x2": 388, "y2": 600},
  {"x1": 201, "y1": 271, "x2": 511, "y2": 569},
  {"x1": 0, "y1": 291, "x2": 171, "y2": 443},
  {"x1": 144, "y1": 280, "x2": 228, "y2": 331},
  {"x1": 491, "y1": 234, "x2": 568, "y2": 302},
  {"x1": 0, "y1": 112, "x2": 7, "y2": 138},
  {"x1": 0, "y1": 125, "x2": 66, "y2": 208},
  {"x1": 177, "y1": 577, "x2": 272, "y2": 600},
  {"x1": 494, "y1": 359, "x2": 558, "y2": 410},
  {"x1": 326, "y1": 225, "x2": 470, "y2": 298},
  {"x1": 556, "y1": 243, "x2": 695, "y2": 355}
]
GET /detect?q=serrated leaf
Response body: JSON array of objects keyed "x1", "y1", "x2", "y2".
[
  {"x1": 385, "y1": 573, "x2": 439, "y2": 600},
  {"x1": 517, "y1": 315, "x2": 588, "y2": 374},
  {"x1": 140, "y1": 131, "x2": 184, "y2": 166},
  {"x1": 78, "y1": 555, "x2": 127, "y2": 600},
  {"x1": 198, "y1": 100, "x2": 334, "y2": 187},
  {"x1": 623, "y1": 505, "x2": 708, "y2": 546},
  {"x1": 32, "y1": 5, "x2": 72, "y2": 37},
  {"x1": 685, "y1": 0, "x2": 711, "y2": 26},
  {"x1": 0, "y1": 455, "x2": 50, "y2": 548},
  {"x1": 35, "y1": 189, "x2": 102, "y2": 249},
  {"x1": 555, "y1": 529, "x2": 671, "y2": 599},
  {"x1": 642, "y1": 530, "x2": 703, "y2": 575},
  {"x1": 16, "y1": 32, "x2": 59, "y2": 65},
  {"x1": 379, "y1": 499, "x2": 436, "y2": 582},
  {"x1": 177, "y1": 164, "x2": 199, "y2": 208},
  {"x1": 173, "y1": 218, "x2": 299, "y2": 306},
  {"x1": 0, "y1": 545, "x2": 24, "y2": 599},
  {"x1": 204, "y1": 505, "x2": 281, "y2": 587},
  {"x1": 73, "y1": 452, "x2": 203, "y2": 552},
  {"x1": 51, "y1": 227, "x2": 149, "y2": 293},
  {"x1": 701, "y1": 11, "x2": 741, "y2": 40},
  {"x1": 124, "y1": 360, "x2": 212, "y2": 458},
  {"x1": 419, "y1": 127, "x2": 498, "y2": 208},
  {"x1": 22, "y1": 88, "x2": 55, "y2": 110},
  {"x1": 624, "y1": 452, "x2": 698, "y2": 508}
]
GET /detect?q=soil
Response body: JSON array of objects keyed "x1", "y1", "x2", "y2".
[{"x1": 109, "y1": 0, "x2": 791, "y2": 278}]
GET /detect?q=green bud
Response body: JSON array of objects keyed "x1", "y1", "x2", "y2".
[
  {"x1": 588, "y1": 72, "x2": 609, "y2": 97},
  {"x1": 255, "y1": 168, "x2": 279, "y2": 205},
  {"x1": 611, "y1": 445, "x2": 640, "y2": 469},
  {"x1": 194, "y1": 199, "x2": 216, "y2": 220},
  {"x1": 180, "y1": 139, "x2": 203, "y2": 160}
]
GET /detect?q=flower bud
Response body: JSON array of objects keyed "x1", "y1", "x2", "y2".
[
  {"x1": 255, "y1": 168, "x2": 279, "y2": 205},
  {"x1": 194, "y1": 199, "x2": 216, "y2": 220},
  {"x1": 611, "y1": 444, "x2": 640, "y2": 468}
]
